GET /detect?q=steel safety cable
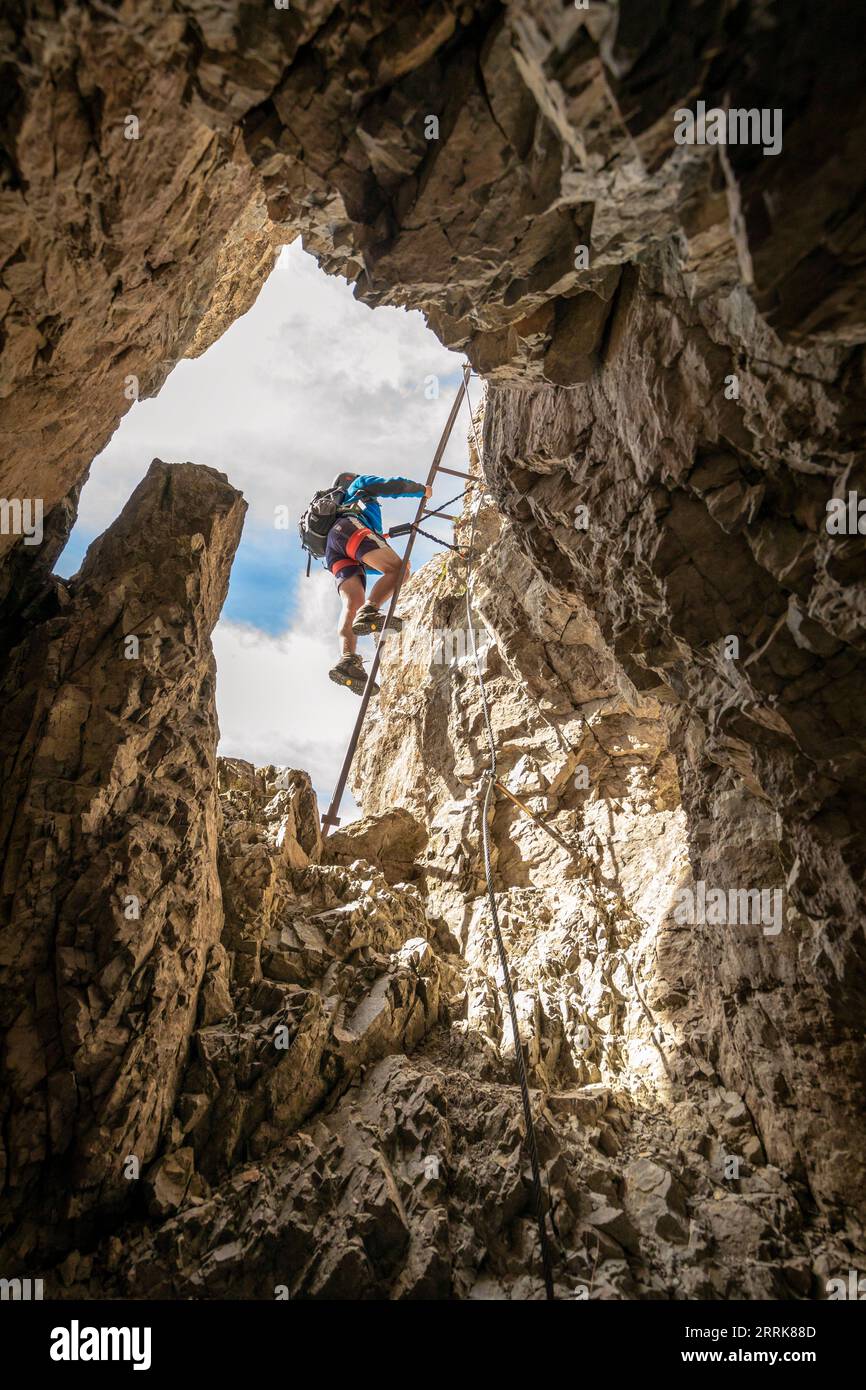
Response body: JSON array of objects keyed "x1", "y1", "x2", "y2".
[{"x1": 463, "y1": 374, "x2": 556, "y2": 1301}]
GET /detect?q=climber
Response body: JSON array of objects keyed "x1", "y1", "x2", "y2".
[{"x1": 326, "y1": 470, "x2": 431, "y2": 695}]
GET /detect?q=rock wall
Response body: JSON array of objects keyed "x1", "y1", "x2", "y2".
[
  {"x1": 0, "y1": 1, "x2": 276, "y2": 556},
  {"x1": 0, "y1": 460, "x2": 245, "y2": 1265},
  {"x1": 0, "y1": 460, "x2": 448, "y2": 1288},
  {"x1": 354, "y1": 451, "x2": 690, "y2": 1108},
  {"x1": 480, "y1": 249, "x2": 866, "y2": 1219},
  {"x1": 3, "y1": 1, "x2": 864, "y2": 567},
  {"x1": 0, "y1": 446, "x2": 860, "y2": 1295},
  {"x1": 349, "y1": 428, "x2": 864, "y2": 1292},
  {"x1": 31, "y1": 748, "x2": 856, "y2": 1301}
]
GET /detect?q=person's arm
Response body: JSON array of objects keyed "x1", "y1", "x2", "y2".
[{"x1": 353, "y1": 475, "x2": 430, "y2": 500}]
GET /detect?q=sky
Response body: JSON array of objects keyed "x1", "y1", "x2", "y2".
[{"x1": 57, "y1": 240, "x2": 477, "y2": 818}]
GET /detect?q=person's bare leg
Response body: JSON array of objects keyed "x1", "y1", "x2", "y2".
[
  {"x1": 363, "y1": 544, "x2": 408, "y2": 609},
  {"x1": 337, "y1": 576, "x2": 365, "y2": 656}
]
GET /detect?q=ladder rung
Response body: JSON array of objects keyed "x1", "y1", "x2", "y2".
[
  {"x1": 436, "y1": 466, "x2": 474, "y2": 480},
  {"x1": 422, "y1": 511, "x2": 460, "y2": 522}
]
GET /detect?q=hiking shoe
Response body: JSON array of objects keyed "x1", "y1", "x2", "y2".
[
  {"x1": 351, "y1": 603, "x2": 404, "y2": 636},
  {"x1": 328, "y1": 653, "x2": 379, "y2": 697}
]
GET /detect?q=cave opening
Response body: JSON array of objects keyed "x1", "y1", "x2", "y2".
[{"x1": 54, "y1": 239, "x2": 474, "y2": 811}]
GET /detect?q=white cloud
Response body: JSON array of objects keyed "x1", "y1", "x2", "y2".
[
  {"x1": 214, "y1": 569, "x2": 362, "y2": 819},
  {"x1": 72, "y1": 241, "x2": 470, "y2": 538}
]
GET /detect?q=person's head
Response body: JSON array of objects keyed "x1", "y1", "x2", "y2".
[{"x1": 332, "y1": 471, "x2": 357, "y2": 491}]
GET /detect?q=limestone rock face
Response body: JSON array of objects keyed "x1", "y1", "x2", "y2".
[
  {"x1": 343, "y1": 437, "x2": 862, "y2": 1293},
  {"x1": 0, "y1": 3, "x2": 276, "y2": 561},
  {"x1": 322, "y1": 807, "x2": 428, "y2": 886},
  {"x1": 0, "y1": 450, "x2": 453, "y2": 1288},
  {"x1": 182, "y1": 757, "x2": 444, "y2": 1184},
  {"x1": 2, "y1": 470, "x2": 861, "y2": 1298},
  {"x1": 2, "y1": 2, "x2": 865, "y2": 572},
  {"x1": 41, "y1": 758, "x2": 456, "y2": 1299},
  {"x1": 0, "y1": 460, "x2": 245, "y2": 1265},
  {"x1": 354, "y1": 476, "x2": 691, "y2": 1114},
  {"x1": 480, "y1": 252, "x2": 866, "y2": 1218}
]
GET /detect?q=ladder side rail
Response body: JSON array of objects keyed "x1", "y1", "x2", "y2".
[{"x1": 321, "y1": 365, "x2": 471, "y2": 831}]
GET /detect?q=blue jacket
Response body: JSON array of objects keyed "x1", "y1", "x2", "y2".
[{"x1": 342, "y1": 474, "x2": 426, "y2": 537}]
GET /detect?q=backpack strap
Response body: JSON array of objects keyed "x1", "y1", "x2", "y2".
[{"x1": 337, "y1": 498, "x2": 367, "y2": 521}]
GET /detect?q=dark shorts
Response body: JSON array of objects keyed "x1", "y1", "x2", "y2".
[{"x1": 325, "y1": 515, "x2": 382, "y2": 590}]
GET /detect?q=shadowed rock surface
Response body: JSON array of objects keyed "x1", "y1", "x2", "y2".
[{"x1": 0, "y1": 460, "x2": 245, "y2": 1265}]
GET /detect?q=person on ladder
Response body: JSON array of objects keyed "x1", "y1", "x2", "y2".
[{"x1": 326, "y1": 471, "x2": 431, "y2": 695}]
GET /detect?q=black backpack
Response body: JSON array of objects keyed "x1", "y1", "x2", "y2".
[
  {"x1": 298, "y1": 486, "x2": 347, "y2": 572},
  {"x1": 299, "y1": 484, "x2": 374, "y2": 573}
]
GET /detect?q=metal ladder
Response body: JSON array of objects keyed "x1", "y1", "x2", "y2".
[{"x1": 321, "y1": 364, "x2": 474, "y2": 833}]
